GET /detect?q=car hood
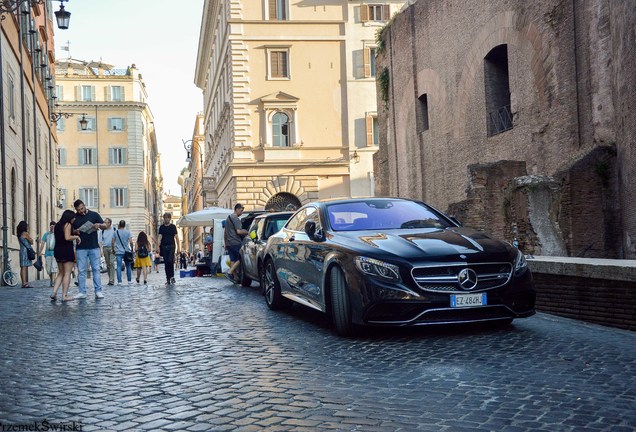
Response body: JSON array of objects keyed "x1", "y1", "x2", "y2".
[{"x1": 332, "y1": 227, "x2": 514, "y2": 262}]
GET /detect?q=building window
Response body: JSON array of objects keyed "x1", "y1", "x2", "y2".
[
  {"x1": 268, "y1": 49, "x2": 289, "y2": 79},
  {"x1": 78, "y1": 116, "x2": 96, "y2": 131},
  {"x1": 272, "y1": 112, "x2": 290, "y2": 147},
  {"x1": 79, "y1": 188, "x2": 98, "y2": 208},
  {"x1": 268, "y1": 0, "x2": 288, "y2": 20},
  {"x1": 57, "y1": 148, "x2": 67, "y2": 166},
  {"x1": 8, "y1": 74, "x2": 15, "y2": 121},
  {"x1": 109, "y1": 118, "x2": 125, "y2": 131},
  {"x1": 361, "y1": 4, "x2": 390, "y2": 22},
  {"x1": 484, "y1": 44, "x2": 512, "y2": 136},
  {"x1": 111, "y1": 188, "x2": 128, "y2": 208},
  {"x1": 110, "y1": 86, "x2": 124, "y2": 101},
  {"x1": 55, "y1": 85, "x2": 64, "y2": 101},
  {"x1": 365, "y1": 114, "x2": 379, "y2": 146},
  {"x1": 364, "y1": 47, "x2": 377, "y2": 78},
  {"x1": 80, "y1": 85, "x2": 95, "y2": 101},
  {"x1": 56, "y1": 117, "x2": 65, "y2": 132},
  {"x1": 109, "y1": 147, "x2": 127, "y2": 165},
  {"x1": 79, "y1": 148, "x2": 96, "y2": 165},
  {"x1": 418, "y1": 94, "x2": 430, "y2": 132}
]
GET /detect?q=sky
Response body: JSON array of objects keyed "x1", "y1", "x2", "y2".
[{"x1": 53, "y1": 0, "x2": 205, "y2": 196}]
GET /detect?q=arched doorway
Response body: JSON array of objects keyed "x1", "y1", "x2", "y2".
[{"x1": 265, "y1": 192, "x2": 301, "y2": 212}]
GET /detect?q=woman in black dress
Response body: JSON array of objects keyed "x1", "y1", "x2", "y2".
[{"x1": 51, "y1": 210, "x2": 81, "y2": 302}]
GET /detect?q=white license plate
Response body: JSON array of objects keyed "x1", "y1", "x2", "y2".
[{"x1": 450, "y1": 293, "x2": 487, "y2": 308}]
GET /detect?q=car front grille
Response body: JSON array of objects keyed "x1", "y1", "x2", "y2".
[{"x1": 411, "y1": 262, "x2": 512, "y2": 293}]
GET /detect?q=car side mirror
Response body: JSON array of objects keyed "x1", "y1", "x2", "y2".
[{"x1": 304, "y1": 220, "x2": 325, "y2": 242}]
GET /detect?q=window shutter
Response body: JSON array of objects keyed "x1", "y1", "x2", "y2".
[
  {"x1": 122, "y1": 148, "x2": 127, "y2": 164},
  {"x1": 271, "y1": 52, "x2": 279, "y2": 77},
  {"x1": 108, "y1": 148, "x2": 114, "y2": 164},
  {"x1": 122, "y1": 118, "x2": 126, "y2": 131},
  {"x1": 108, "y1": 118, "x2": 113, "y2": 130},
  {"x1": 78, "y1": 149, "x2": 85, "y2": 165},
  {"x1": 382, "y1": 5, "x2": 390, "y2": 20},
  {"x1": 91, "y1": 86, "x2": 96, "y2": 101},
  {"x1": 121, "y1": 87, "x2": 125, "y2": 101},
  {"x1": 104, "y1": 86, "x2": 110, "y2": 101},
  {"x1": 124, "y1": 188, "x2": 129, "y2": 207},
  {"x1": 74, "y1": 85, "x2": 80, "y2": 101},
  {"x1": 268, "y1": 0, "x2": 276, "y2": 19},
  {"x1": 110, "y1": 189, "x2": 115, "y2": 208},
  {"x1": 57, "y1": 118, "x2": 65, "y2": 131},
  {"x1": 363, "y1": 47, "x2": 371, "y2": 78},
  {"x1": 94, "y1": 188, "x2": 99, "y2": 207},
  {"x1": 366, "y1": 115, "x2": 374, "y2": 146},
  {"x1": 59, "y1": 148, "x2": 66, "y2": 165},
  {"x1": 57, "y1": 86, "x2": 64, "y2": 101},
  {"x1": 79, "y1": 188, "x2": 85, "y2": 203},
  {"x1": 360, "y1": 5, "x2": 369, "y2": 22}
]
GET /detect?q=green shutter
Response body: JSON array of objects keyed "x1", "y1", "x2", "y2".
[
  {"x1": 78, "y1": 149, "x2": 85, "y2": 165},
  {"x1": 110, "y1": 189, "x2": 115, "y2": 208},
  {"x1": 122, "y1": 148, "x2": 127, "y2": 164},
  {"x1": 108, "y1": 148, "x2": 113, "y2": 164}
]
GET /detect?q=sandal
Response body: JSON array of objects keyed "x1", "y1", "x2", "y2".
[
  {"x1": 50, "y1": 295, "x2": 57, "y2": 301},
  {"x1": 21, "y1": 284, "x2": 32, "y2": 288},
  {"x1": 62, "y1": 296, "x2": 73, "y2": 302}
]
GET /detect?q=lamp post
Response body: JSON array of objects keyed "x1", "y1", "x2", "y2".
[{"x1": 183, "y1": 139, "x2": 206, "y2": 253}]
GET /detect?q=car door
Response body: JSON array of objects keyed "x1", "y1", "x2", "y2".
[
  {"x1": 242, "y1": 218, "x2": 262, "y2": 280},
  {"x1": 274, "y1": 209, "x2": 308, "y2": 296}
]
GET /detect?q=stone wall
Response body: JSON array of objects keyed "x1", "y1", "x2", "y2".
[
  {"x1": 529, "y1": 257, "x2": 636, "y2": 331},
  {"x1": 375, "y1": 0, "x2": 635, "y2": 258}
]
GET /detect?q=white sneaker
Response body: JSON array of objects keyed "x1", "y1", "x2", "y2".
[
  {"x1": 95, "y1": 292, "x2": 104, "y2": 299},
  {"x1": 128, "y1": 281, "x2": 134, "y2": 285},
  {"x1": 74, "y1": 293, "x2": 87, "y2": 300}
]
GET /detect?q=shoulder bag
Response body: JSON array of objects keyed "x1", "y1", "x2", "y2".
[{"x1": 116, "y1": 231, "x2": 134, "y2": 263}]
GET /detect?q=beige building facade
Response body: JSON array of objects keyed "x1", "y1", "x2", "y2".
[
  {"x1": 1, "y1": 2, "x2": 59, "y2": 283},
  {"x1": 54, "y1": 60, "x2": 162, "y2": 244},
  {"x1": 194, "y1": 0, "x2": 404, "y2": 210}
]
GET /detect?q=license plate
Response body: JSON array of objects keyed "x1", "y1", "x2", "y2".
[{"x1": 450, "y1": 292, "x2": 487, "y2": 308}]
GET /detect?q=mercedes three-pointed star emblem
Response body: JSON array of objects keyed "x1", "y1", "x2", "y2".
[{"x1": 458, "y1": 268, "x2": 478, "y2": 290}]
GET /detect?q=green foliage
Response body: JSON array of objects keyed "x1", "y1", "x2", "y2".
[{"x1": 378, "y1": 68, "x2": 390, "y2": 108}]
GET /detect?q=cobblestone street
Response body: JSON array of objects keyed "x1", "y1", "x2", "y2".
[{"x1": 0, "y1": 267, "x2": 634, "y2": 431}]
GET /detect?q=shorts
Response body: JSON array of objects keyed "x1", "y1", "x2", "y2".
[
  {"x1": 45, "y1": 256, "x2": 58, "y2": 274},
  {"x1": 227, "y1": 244, "x2": 241, "y2": 262}
]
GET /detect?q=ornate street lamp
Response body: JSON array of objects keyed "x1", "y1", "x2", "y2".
[{"x1": 0, "y1": 0, "x2": 72, "y2": 30}]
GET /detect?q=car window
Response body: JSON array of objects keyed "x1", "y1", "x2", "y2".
[
  {"x1": 285, "y1": 209, "x2": 308, "y2": 232},
  {"x1": 327, "y1": 199, "x2": 451, "y2": 231},
  {"x1": 252, "y1": 218, "x2": 264, "y2": 240}
]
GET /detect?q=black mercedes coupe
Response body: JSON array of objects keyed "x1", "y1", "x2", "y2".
[{"x1": 261, "y1": 197, "x2": 535, "y2": 336}]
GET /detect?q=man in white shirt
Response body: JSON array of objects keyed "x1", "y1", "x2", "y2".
[{"x1": 99, "y1": 218, "x2": 116, "y2": 286}]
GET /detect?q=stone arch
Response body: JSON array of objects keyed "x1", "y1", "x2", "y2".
[
  {"x1": 264, "y1": 192, "x2": 301, "y2": 211},
  {"x1": 255, "y1": 175, "x2": 312, "y2": 208},
  {"x1": 453, "y1": 11, "x2": 554, "y2": 139}
]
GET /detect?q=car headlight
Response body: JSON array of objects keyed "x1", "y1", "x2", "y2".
[
  {"x1": 514, "y1": 249, "x2": 528, "y2": 275},
  {"x1": 355, "y1": 257, "x2": 401, "y2": 283}
]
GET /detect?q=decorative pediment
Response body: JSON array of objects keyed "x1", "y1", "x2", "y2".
[{"x1": 260, "y1": 91, "x2": 300, "y2": 106}]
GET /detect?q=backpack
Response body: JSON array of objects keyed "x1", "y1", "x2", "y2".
[
  {"x1": 137, "y1": 244, "x2": 149, "y2": 258},
  {"x1": 45, "y1": 232, "x2": 56, "y2": 251}
]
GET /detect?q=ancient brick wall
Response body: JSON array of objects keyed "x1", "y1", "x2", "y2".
[{"x1": 375, "y1": 0, "x2": 634, "y2": 258}]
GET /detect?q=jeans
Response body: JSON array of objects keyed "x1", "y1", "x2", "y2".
[
  {"x1": 160, "y1": 245, "x2": 175, "y2": 281},
  {"x1": 115, "y1": 253, "x2": 133, "y2": 283},
  {"x1": 103, "y1": 246, "x2": 116, "y2": 284},
  {"x1": 76, "y1": 248, "x2": 102, "y2": 294}
]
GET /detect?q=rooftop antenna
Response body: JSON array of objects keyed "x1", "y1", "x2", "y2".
[{"x1": 60, "y1": 40, "x2": 71, "y2": 58}]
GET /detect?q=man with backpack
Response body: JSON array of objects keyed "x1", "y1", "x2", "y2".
[{"x1": 38, "y1": 221, "x2": 58, "y2": 287}]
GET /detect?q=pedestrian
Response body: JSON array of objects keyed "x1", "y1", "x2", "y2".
[
  {"x1": 16, "y1": 220, "x2": 35, "y2": 288},
  {"x1": 113, "y1": 220, "x2": 134, "y2": 285},
  {"x1": 153, "y1": 249, "x2": 161, "y2": 273},
  {"x1": 133, "y1": 231, "x2": 152, "y2": 284},
  {"x1": 157, "y1": 212, "x2": 179, "y2": 285},
  {"x1": 72, "y1": 199, "x2": 108, "y2": 299},
  {"x1": 179, "y1": 251, "x2": 187, "y2": 270},
  {"x1": 50, "y1": 210, "x2": 81, "y2": 302},
  {"x1": 223, "y1": 203, "x2": 248, "y2": 283},
  {"x1": 99, "y1": 218, "x2": 116, "y2": 286},
  {"x1": 38, "y1": 221, "x2": 58, "y2": 287}
]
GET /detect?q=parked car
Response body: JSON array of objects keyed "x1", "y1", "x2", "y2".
[
  {"x1": 261, "y1": 197, "x2": 535, "y2": 336},
  {"x1": 237, "y1": 212, "x2": 294, "y2": 289}
]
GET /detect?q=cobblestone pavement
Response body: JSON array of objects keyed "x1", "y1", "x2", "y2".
[{"x1": 0, "y1": 267, "x2": 635, "y2": 432}]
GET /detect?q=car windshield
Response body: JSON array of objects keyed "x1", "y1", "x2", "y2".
[{"x1": 326, "y1": 199, "x2": 451, "y2": 231}]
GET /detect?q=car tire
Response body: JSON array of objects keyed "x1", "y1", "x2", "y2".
[
  {"x1": 263, "y1": 259, "x2": 290, "y2": 310},
  {"x1": 237, "y1": 261, "x2": 252, "y2": 287},
  {"x1": 330, "y1": 267, "x2": 355, "y2": 337}
]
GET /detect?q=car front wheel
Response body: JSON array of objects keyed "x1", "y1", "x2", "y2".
[
  {"x1": 330, "y1": 266, "x2": 355, "y2": 336},
  {"x1": 263, "y1": 259, "x2": 290, "y2": 310}
]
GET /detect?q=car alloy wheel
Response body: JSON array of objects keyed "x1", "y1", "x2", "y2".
[
  {"x1": 264, "y1": 259, "x2": 290, "y2": 310},
  {"x1": 330, "y1": 266, "x2": 355, "y2": 336}
]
